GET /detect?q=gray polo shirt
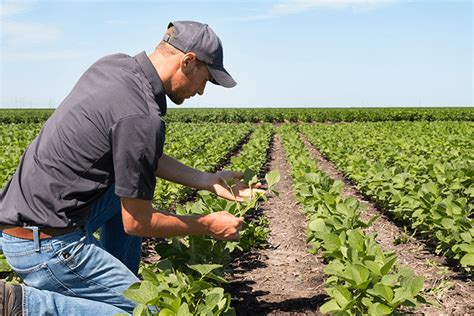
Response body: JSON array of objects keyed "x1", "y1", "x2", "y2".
[{"x1": 0, "y1": 51, "x2": 167, "y2": 228}]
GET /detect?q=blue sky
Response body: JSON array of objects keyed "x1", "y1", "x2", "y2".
[{"x1": 1, "y1": 0, "x2": 472, "y2": 108}]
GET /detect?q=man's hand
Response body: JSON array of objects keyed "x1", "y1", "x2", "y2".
[
  {"x1": 121, "y1": 197, "x2": 244, "y2": 240},
  {"x1": 202, "y1": 211, "x2": 244, "y2": 240},
  {"x1": 210, "y1": 170, "x2": 265, "y2": 202}
]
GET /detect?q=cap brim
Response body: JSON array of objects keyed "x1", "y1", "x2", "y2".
[{"x1": 207, "y1": 65, "x2": 237, "y2": 88}]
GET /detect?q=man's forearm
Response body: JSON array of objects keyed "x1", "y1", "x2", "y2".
[
  {"x1": 125, "y1": 209, "x2": 209, "y2": 238},
  {"x1": 121, "y1": 197, "x2": 242, "y2": 240},
  {"x1": 155, "y1": 153, "x2": 214, "y2": 190}
]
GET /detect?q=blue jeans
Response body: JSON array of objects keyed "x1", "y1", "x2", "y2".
[{"x1": 0, "y1": 185, "x2": 142, "y2": 315}]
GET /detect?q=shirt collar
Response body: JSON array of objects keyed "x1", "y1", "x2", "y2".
[{"x1": 134, "y1": 51, "x2": 167, "y2": 116}]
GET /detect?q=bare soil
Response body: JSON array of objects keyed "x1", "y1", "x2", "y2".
[
  {"x1": 301, "y1": 134, "x2": 474, "y2": 315},
  {"x1": 229, "y1": 135, "x2": 326, "y2": 315},
  {"x1": 141, "y1": 129, "x2": 254, "y2": 264},
  {"x1": 141, "y1": 126, "x2": 474, "y2": 315}
]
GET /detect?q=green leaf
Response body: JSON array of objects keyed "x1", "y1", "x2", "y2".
[
  {"x1": 243, "y1": 168, "x2": 258, "y2": 185},
  {"x1": 132, "y1": 304, "x2": 150, "y2": 316},
  {"x1": 336, "y1": 203, "x2": 349, "y2": 215},
  {"x1": 205, "y1": 290, "x2": 224, "y2": 310},
  {"x1": 123, "y1": 281, "x2": 159, "y2": 305},
  {"x1": 424, "y1": 182, "x2": 438, "y2": 195},
  {"x1": 189, "y1": 280, "x2": 212, "y2": 294},
  {"x1": 460, "y1": 232, "x2": 472, "y2": 243},
  {"x1": 141, "y1": 267, "x2": 159, "y2": 285},
  {"x1": 158, "y1": 309, "x2": 176, "y2": 316},
  {"x1": 411, "y1": 276, "x2": 424, "y2": 295},
  {"x1": 368, "y1": 284, "x2": 394, "y2": 303},
  {"x1": 348, "y1": 230, "x2": 364, "y2": 252},
  {"x1": 177, "y1": 303, "x2": 192, "y2": 316},
  {"x1": 364, "y1": 260, "x2": 381, "y2": 275},
  {"x1": 380, "y1": 255, "x2": 397, "y2": 275},
  {"x1": 308, "y1": 218, "x2": 327, "y2": 233},
  {"x1": 332, "y1": 286, "x2": 353, "y2": 308},
  {"x1": 320, "y1": 299, "x2": 340, "y2": 314},
  {"x1": 392, "y1": 288, "x2": 409, "y2": 305},
  {"x1": 460, "y1": 253, "x2": 474, "y2": 266},
  {"x1": 367, "y1": 302, "x2": 392, "y2": 315},
  {"x1": 381, "y1": 275, "x2": 398, "y2": 287},
  {"x1": 265, "y1": 170, "x2": 281, "y2": 189},
  {"x1": 205, "y1": 273, "x2": 228, "y2": 284},
  {"x1": 0, "y1": 255, "x2": 12, "y2": 272},
  {"x1": 322, "y1": 233, "x2": 341, "y2": 252},
  {"x1": 187, "y1": 264, "x2": 222, "y2": 277},
  {"x1": 156, "y1": 259, "x2": 174, "y2": 271},
  {"x1": 441, "y1": 218, "x2": 454, "y2": 230},
  {"x1": 349, "y1": 264, "x2": 370, "y2": 289}
]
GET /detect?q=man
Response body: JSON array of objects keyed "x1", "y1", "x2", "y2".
[{"x1": 0, "y1": 20, "x2": 255, "y2": 315}]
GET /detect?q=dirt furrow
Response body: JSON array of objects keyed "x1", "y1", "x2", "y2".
[
  {"x1": 230, "y1": 135, "x2": 326, "y2": 315},
  {"x1": 141, "y1": 128, "x2": 255, "y2": 264},
  {"x1": 301, "y1": 134, "x2": 474, "y2": 315}
]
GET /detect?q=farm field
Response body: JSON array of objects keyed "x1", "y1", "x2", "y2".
[{"x1": 0, "y1": 108, "x2": 473, "y2": 315}]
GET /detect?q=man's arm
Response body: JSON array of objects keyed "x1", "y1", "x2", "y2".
[
  {"x1": 155, "y1": 153, "x2": 264, "y2": 201},
  {"x1": 154, "y1": 153, "x2": 214, "y2": 191},
  {"x1": 121, "y1": 197, "x2": 243, "y2": 240}
]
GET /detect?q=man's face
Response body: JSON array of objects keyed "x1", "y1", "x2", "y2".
[{"x1": 168, "y1": 57, "x2": 213, "y2": 105}]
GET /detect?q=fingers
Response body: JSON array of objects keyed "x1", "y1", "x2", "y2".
[
  {"x1": 229, "y1": 216, "x2": 244, "y2": 240},
  {"x1": 206, "y1": 211, "x2": 245, "y2": 241},
  {"x1": 228, "y1": 231, "x2": 241, "y2": 241},
  {"x1": 237, "y1": 216, "x2": 244, "y2": 229}
]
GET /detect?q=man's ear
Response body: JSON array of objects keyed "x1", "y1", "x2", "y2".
[{"x1": 181, "y1": 52, "x2": 197, "y2": 70}]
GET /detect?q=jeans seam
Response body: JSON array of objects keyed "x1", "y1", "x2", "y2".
[
  {"x1": 57, "y1": 254, "x2": 128, "y2": 298},
  {"x1": 10, "y1": 263, "x2": 49, "y2": 275},
  {"x1": 21, "y1": 285, "x2": 27, "y2": 316},
  {"x1": 45, "y1": 263, "x2": 79, "y2": 296},
  {"x1": 2, "y1": 247, "x2": 53, "y2": 257}
]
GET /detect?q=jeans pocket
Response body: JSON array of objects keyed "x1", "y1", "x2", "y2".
[
  {"x1": 53, "y1": 235, "x2": 88, "y2": 271},
  {"x1": 8, "y1": 261, "x2": 48, "y2": 275},
  {"x1": 8, "y1": 260, "x2": 78, "y2": 296}
]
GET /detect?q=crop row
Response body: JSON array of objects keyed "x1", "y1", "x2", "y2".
[
  {"x1": 301, "y1": 122, "x2": 474, "y2": 272},
  {"x1": 278, "y1": 125, "x2": 425, "y2": 315},
  {"x1": 123, "y1": 124, "x2": 277, "y2": 315},
  {"x1": 0, "y1": 123, "x2": 43, "y2": 186},
  {"x1": 1, "y1": 107, "x2": 473, "y2": 124},
  {"x1": 153, "y1": 123, "x2": 253, "y2": 209}
]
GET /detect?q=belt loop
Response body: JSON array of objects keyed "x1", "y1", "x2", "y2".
[{"x1": 26, "y1": 226, "x2": 40, "y2": 252}]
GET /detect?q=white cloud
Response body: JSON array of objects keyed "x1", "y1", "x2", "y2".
[
  {"x1": 2, "y1": 49, "x2": 89, "y2": 61},
  {"x1": 0, "y1": 1, "x2": 63, "y2": 45},
  {"x1": 0, "y1": 0, "x2": 37, "y2": 18},
  {"x1": 271, "y1": 0, "x2": 398, "y2": 15},
  {"x1": 241, "y1": 0, "x2": 400, "y2": 20},
  {"x1": 2, "y1": 20, "x2": 62, "y2": 44}
]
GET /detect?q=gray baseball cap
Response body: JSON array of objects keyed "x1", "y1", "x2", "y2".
[{"x1": 162, "y1": 21, "x2": 237, "y2": 88}]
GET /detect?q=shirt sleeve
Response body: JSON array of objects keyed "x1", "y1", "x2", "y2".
[{"x1": 110, "y1": 115, "x2": 165, "y2": 200}]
